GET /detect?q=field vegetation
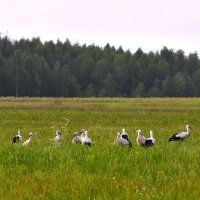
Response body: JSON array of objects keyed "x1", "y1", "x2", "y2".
[{"x1": 0, "y1": 97, "x2": 200, "y2": 199}]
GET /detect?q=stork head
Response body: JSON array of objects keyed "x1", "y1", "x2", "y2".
[
  {"x1": 29, "y1": 132, "x2": 33, "y2": 137},
  {"x1": 56, "y1": 130, "x2": 62, "y2": 135},
  {"x1": 80, "y1": 129, "x2": 86, "y2": 137},
  {"x1": 73, "y1": 132, "x2": 78, "y2": 136},
  {"x1": 186, "y1": 125, "x2": 192, "y2": 130},
  {"x1": 150, "y1": 130, "x2": 153, "y2": 137},
  {"x1": 117, "y1": 132, "x2": 121, "y2": 138},
  {"x1": 136, "y1": 129, "x2": 141, "y2": 135},
  {"x1": 79, "y1": 129, "x2": 86, "y2": 133}
]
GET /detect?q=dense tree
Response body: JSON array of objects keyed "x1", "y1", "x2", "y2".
[
  {"x1": 160, "y1": 47, "x2": 175, "y2": 66},
  {"x1": 193, "y1": 68, "x2": 200, "y2": 96},
  {"x1": 173, "y1": 72, "x2": 194, "y2": 97},
  {"x1": 0, "y1": 36, "x2": 200, "y2": 97},
  {"x1": 161, "y1": 76, "x2": 174, "y2": 97},
  {"x1": 100, "y1": 73, "x2": 116, "y2": 97},
  {"x1": 148, "y1": 78, "x2": 161, "y2": 97},
  {"x1": 132, "y1": 82, "x2": 145, "y2": 97}
]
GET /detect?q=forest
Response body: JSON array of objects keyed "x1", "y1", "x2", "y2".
[{"x1": 0, "y1": 36, "x2": 200, "y2": 97}]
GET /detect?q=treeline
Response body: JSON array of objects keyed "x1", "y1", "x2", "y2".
[{"x1": 0, "y1": 36, "x2": 200, "y2": 97}]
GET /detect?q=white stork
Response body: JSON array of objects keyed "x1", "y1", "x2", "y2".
[
  {"x1": 116, "y1": 132, "x2": 132, "y2": 147},
  {"x1": 144, "y1": 130, "x2": 155, "y2": 147},
  {"x1": 80, "y1": 129, "x2": 92, "y2": 146},
  {"x1": 54, "y1": 130, "x2": 63, "y2": 143},
  {"x1": 136, "y1": 129, "x2": 146, "y2": 146},
  {"x1": 169, "y1": 125, "x2": 192, "y2": 142},
  {"x1": 12, "y1": 130, "x2": 23, "y2": 144},
  {"x1": 22, "y1": 132, "x2": 33, "y2": 146},
  {"x1": 72, "y1": 132, "x2": 82, "y2": 144},
  {"x1": 121, "y1": 128, "x2": 129, "y2": 141}
]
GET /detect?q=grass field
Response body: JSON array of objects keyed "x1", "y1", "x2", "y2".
[{"x1": 0, "y1": 97, "x2": 200, "y2": 199}]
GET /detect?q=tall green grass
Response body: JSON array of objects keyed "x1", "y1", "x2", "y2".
[{"x1": 0, "y1": 98, "x2": 200, "y2": 199}]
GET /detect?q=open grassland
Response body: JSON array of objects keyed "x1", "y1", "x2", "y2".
[{"x1": 0, "y1": 97, "x2": 200, "y2": 199}]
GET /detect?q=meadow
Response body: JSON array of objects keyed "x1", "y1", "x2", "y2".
[{"x1": 0, "y1": 97, "x2": 200, "y2": 199}]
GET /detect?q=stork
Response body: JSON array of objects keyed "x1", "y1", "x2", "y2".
[
  {"x1": 12, "y1": 130, "x2": 23, "y2": 144},
  {"x1": 136, "y1": 129, "x2": 146, "y2": 146},
  {"x1": 80, "y1": 129, "x2": 92, "y2": 146},
  {"x1": 121, "y1": 128, "x2": 129, "y2": 141},
  {"x1": 54, "y1": 130, "x2": 63, "y2": 143},
  {"x1": 22, "y1": 132, "x2": 33, "y2": 146},
  {"x1": 169, "y1": 125, "x2": 192, "y2": 142},
  {"x1": 144, "y1": 130, "x2": 155, "y2": 147},
  {"x1": 116, "y1": 132, "x2": 132, "y2": 147},
  {"x1": 72, "y1": 132, "x2": 82, "y2": 144}
]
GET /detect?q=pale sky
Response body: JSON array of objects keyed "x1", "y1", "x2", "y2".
[{"x1": 1, "y1": 0, "x2": 200, "y2": 55}]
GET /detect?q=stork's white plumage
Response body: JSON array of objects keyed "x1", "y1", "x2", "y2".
[
  {"x1": 169, "y1": 125, "x2": 192, "y2": 142},
  {"x1": 54, "y1": 130, "x2": 63, "y2": 143},
  {"x1": 12, "y1": 130, "x2": 23, "y2": 144},
  {"x1": 144, "y1": 130, "x2": 155, "y2": 147},
  {"x1": 136, "y1": 129, "x2": 146, "y2": 146},
  {"x1": 80, "y1": 129, "x2": 92, "y2": 146},
  {"x1": 121, "y1": 128, "x2": 129, "y2": 141},
  {"x1": 79, "y1": 129, "x2": 86, "y2": 141},
  {"x1": 72, "y1": 132, "x2": 82, "y2": 144},
  {"x1": 116, "y1": 132, "x2": 132, "y2": 147},
  {"x1": 22, "y1": 132, "x2": 33, "y2": 146}
]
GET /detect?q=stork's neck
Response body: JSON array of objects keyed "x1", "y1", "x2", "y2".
[
  {"x1": 85, "y1": 132, "x2": 89, "y2": 138},
  {"x1": 29, "y1": 135, "x2": 33, "y2": 141},
  {"x1": 186, "y1": 127, "x2": 191, "y2": 133},
  {"x1": 137, "y1": 131, "x2": 142, "y2": 137},
  {"x1": 117, "y1": 133, "x2": 121, "y2": 139}
]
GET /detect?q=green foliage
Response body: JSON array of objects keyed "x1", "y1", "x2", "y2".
[{"x1": 0, "y1": 37, "x2": 200, "y2": 97}]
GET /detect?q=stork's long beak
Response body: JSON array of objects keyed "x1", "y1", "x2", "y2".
[
  {"x1": 79, "y1": 129, "x2": 85, "y2": 135},
  {"x1": 57, "y1": 131, "x2": 62, "y2": 135}
]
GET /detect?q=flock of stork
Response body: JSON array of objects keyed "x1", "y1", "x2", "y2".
[{"x1": 12, "y1": 124, "x2": 192, "y2": 147}]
